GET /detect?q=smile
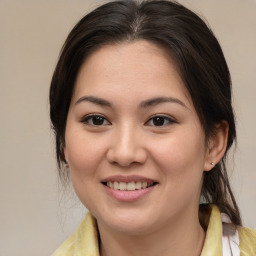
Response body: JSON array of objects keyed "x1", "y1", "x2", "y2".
[
  {"x1": 104, "y1": 181, "x2": 155, "y2": 191},
  {"x1": 101, "y1": 176, "x2": 158, "y2": 201}
]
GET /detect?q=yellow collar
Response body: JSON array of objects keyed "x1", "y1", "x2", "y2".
[
  {"x1": 76, "y1": 205, "x2": 222, "y2": 256},
  {"x1": 75, "y1": 212, "x2": 100, "y2": 256},
  {"x1": 200, "y1": 205, "x2": 222, "y2": 255},
  {"x1": 52, "y1": 204, "x2": 256, "y2": 256}
]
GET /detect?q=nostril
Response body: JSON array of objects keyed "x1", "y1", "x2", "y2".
[
  {"x1": 106, "y1": 150, "x2": 137, "y2": 167},
  {"x1": 106, "y1": 147, "x2": 147, "y2": 167}
]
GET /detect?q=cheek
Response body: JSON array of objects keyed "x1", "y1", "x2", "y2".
[
  {"x1": 64, "y1": 131, "x2": 106, "y2": 208},
  {"x1": 151, "y1": 129, "x2": 206, "y2": 190},
  {"x1": 64, "y1": 128, "x2": 106, "y2": 179}
]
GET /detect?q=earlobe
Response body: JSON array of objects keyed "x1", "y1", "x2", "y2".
[{"x1": 204, "y1": 121, "x2": 229, "y2": 171}]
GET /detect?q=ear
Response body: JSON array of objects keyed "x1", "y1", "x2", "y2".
[{"x1": 204, "y1": 121, "x2": 229, "y2": 171}]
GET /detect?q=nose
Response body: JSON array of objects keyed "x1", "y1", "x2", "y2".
[{"x1": 106, "y1": 124, "x2": 147, "y2": 167}]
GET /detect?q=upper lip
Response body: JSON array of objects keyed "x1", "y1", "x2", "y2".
[{"x1": 101, "y1": 175, "x2": 158, "y2": 183}]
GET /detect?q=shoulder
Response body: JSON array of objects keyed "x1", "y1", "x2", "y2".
[
  {"x1": 238, "y1": 226, "x2": 256, "y2": 255},
  {"x1": 51, "y1": 233, "x2": 75, "y2": 256}
]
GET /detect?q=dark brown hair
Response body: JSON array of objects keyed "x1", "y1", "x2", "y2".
[{"x1": 50, "y1": 0, "x2": 241, "y2": 225}]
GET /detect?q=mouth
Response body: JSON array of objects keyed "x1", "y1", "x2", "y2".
[
  {"x1": 101, "y1": 175, "x2": 158, "y2": 201},
  {"x1": 102, "y1": 181, "x2": 157, "y2": 191}
]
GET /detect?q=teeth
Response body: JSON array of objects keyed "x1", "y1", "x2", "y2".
[
  {"x1": 142, "y1": 181, "x2": 147, "y2": 189},
  {"x1": 119, "y1": 182, "x2": 126, "y2": 191},
  {"x1": 135, "y1": 181, "x2": 142, "y2": 190},
  {"x1": 107, "y1": 181, "x2": 114, "y2": 189},
  {"x1": 113, "y1": 181, "x2": 119, "y2": 190},
  {"x1": 127, "y1": 182, "x2": 135, "y2": 191},
  {"x1": 106, "y1": 181, "x2": 154, "y2": 191}
]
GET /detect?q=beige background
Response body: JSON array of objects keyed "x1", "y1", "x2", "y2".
[{"x1": 0, "y1": 0, "x2": 255, "y2": 255}]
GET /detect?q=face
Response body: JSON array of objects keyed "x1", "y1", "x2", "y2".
[{"x1": 64, "y1": 41, "x2": 210, "y2": 235}]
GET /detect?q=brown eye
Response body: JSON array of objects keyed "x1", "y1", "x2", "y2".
[
  {"x1": 82, "y1": 115, "x2": 110, "y2": 126},
  {"x1": 146, "y1": 115, "x2": 176, "y2": 127},
  {"x1": 152, "y1": 117, "x2": 165, "y2": 126}
]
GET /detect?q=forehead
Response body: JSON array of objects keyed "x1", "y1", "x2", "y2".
[{"x1": 72, "y1": 40, "x2": 192, "y2": 107}]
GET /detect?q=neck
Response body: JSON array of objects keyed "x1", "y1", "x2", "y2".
[{"x1": 98, "y1": 211, "x2": 205, "y2": 256}]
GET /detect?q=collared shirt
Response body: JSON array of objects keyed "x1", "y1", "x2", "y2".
[{"x1": 52, "y1": 205, "x2": 256, "y2": 256}]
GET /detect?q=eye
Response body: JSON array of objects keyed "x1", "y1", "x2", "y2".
[
  {"x1": 81, "y1": 114, "x2": 111, "y2": 126},
  {"x1": 145, "y1": 115, "x2": 176, "y2": 127}
]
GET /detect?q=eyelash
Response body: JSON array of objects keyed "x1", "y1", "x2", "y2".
[
  {"x1": 145, "y1": 115, "x2": 176, "y2": 127},
  {"x1": 81, "y1": 114, "x2": 111, "y2": 126},
  {"x1": 81, "y1": 114, "x2": 176, "y2": 127}
]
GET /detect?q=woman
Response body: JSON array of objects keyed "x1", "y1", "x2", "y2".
[{"x1": 50, "y1": 0, "x2": 256, "y2": 255}]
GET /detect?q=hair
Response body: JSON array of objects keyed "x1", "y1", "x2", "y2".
[{"x1": 50, "y1": 0, "x2": 241, "y2": 225}]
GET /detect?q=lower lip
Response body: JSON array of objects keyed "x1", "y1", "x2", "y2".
[{"x1": 103, "y1": 184, "x2": 156, "y2": 202}]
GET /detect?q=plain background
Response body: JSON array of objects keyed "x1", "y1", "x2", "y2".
[{"x1": 0, "y1": 0, "x2": 255, "y2": 255}]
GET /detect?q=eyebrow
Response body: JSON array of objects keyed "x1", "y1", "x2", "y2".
[
  {"x1": 139, "y1": 97, "x2": 188, "y2": 109},
  {"x1": 75, "y1": 96, "x2": 112, "y2": 107},
  {"x1": 75, "y1": 95, "x2": 188, "y2": 109}
]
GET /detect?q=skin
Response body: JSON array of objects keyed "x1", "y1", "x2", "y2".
[{"x1": 64, "y1": 41, "x2": 228, "y2": 256}]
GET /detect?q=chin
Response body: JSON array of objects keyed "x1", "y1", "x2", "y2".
[{"x1": 95, "y1": 207, "x2": 159, "y2": 236}]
